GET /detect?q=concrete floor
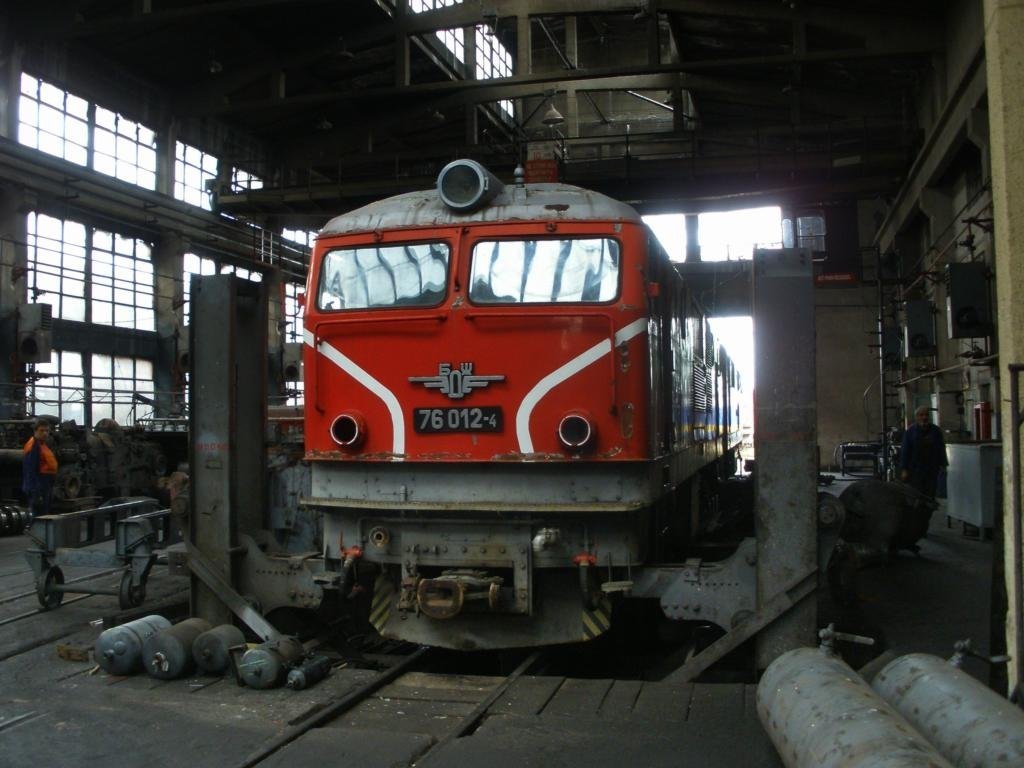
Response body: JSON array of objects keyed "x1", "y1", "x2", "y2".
[{"x1": 0, "y1": 492, "x2": 995, "y2": 767}]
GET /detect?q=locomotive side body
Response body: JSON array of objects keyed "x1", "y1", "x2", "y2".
[{"x1": 302, "y1": 169, "x2": 742, "y2": 649}]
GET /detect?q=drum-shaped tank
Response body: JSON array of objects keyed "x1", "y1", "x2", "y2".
[
  {"x1": 286, "y1": 655, "x2": 332, "y2": 690},
  {"x1": 192, "y1": 624, "x2": 245, "y2": 674},
  {"x1": 757, "y1": 647, "x2": 953, "y2": 768},
  {"x1": 142, "y1": 618, "x2": 211, "y2": 679},
  {"x1": 239, "y1": 637, "x2": 304, "y2": 689},
  {"x1": 94, "y1": 615, "x2": 172, "y2": 675},
  {"x1": 873, "y1": 653, "x2": 1024, "y2": 768}
]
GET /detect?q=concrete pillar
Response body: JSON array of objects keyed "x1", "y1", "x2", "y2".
[
  {"x1": 394, "y1": 0, "x2": 410, "y2": 87},
  {"x1": 564, "y1": 86, "x2": 579, "y2": 139},
  {"x1": 515, "y1": 16, "x2": 532, "y2": 128},
  {"x1": 0, "y1": 188, "x2": 28, "y2": 417},
  {"x1": 647, "y1": 1, "x2": 660, "y2": 66},
  {"x1": 967, "y1": 106, "x2": 991, "y2": 177},
  {"x1": 0, "y1": 32, "x2": 23, "y2": 140},
  {"x1": 156, "y1": 119, "x2": 178, "y2": 198},
  {"x1": 152, "y1": 232, "x2": 184, "y2": 417},
  {"x1": 985, "y1": 0, "x2": 1024, "y2": 698},
  {"x1": 564, "y1": 17, "x2": 578, "y2": 67},
  {"x1": 753, "y1": 248, "x2": 817, "y2": 667},
  {"x1": 919, "y1": 187, "x2": 954, "y2": 243},
  {"x1": 464, "y1": 26, "x2": 477, "y2": 145},
  {"x1": 516, "y1": 16, "x2": 531, "y2": 75},
  {"x1": 685, "y1": 214, "x2": 701, "y2": 262},
  {"x1": 265, "y1": 267, "x2": 285, "y2": 404}
]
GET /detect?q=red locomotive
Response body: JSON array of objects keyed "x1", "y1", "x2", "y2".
[{"x1": 302, "y1": 160, "x2": 743, "y2": 649}]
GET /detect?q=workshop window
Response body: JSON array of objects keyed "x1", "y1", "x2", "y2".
[
  {"x1": 182, "y1": 252, "x2": 216, "y2": 325},
  {"x1": 475, "y1": 27, "x2": 513, "y2": 116},
  {"x1": 231, "y1": 167, "x2": 263, "y2": 192},
  {"x1": 17, "y1": 74, "x2": 89, "y2": 166},
  {"x1": 286, "y1": 380, "x2": 305, "y2": 408},
  {"x1": 29, "y1": 350, "x2": 86, "y2": 425},
  {"x1": 26, "y1": 213, "x2": 87, "y2": 322},
  {"x1": 282, "y1": 228, "x2": 317, "y2": 247},
  {"x1": 90, "y1": 230, "x2": 155, "y2": 331},
  {"x1": 220, "y1": 264, "x2": 263, "y2": 282},
  {"x1": 174, "y1": 141, "x2": 219, "y2": 210},
  {"x1": 93, "y1": 107, "x2": 157, "y2": 190},
  {"x1": 280, "y1": 228, "x2": 315, "y2": 276},
  {"x1": 90, "y1": 355, "x2": 155, "y2": 425},
  {"x1": 781, "y1": 214, "x2": 826, "y2": 252}
]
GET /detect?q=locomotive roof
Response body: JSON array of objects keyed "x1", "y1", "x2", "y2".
[{"x1": 319, "y1": 182, "x2": 643, "y2": 237}]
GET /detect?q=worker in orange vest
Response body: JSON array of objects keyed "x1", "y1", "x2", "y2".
[{"x1": 22, "y1": 418, "x2": 58, "y2": 518}]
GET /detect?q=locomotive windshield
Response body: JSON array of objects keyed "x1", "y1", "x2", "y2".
[
  {"x1": 468, "y1": 238, "x2": 620, "y2": 304},
  {"x1": 317, "y1": 242, "x2": 449, "y2": 310}
]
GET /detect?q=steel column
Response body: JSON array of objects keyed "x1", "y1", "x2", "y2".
[
  {"x1": 752, "y1": 248, "x2": 817, "y2": 667},
  {"x1": 189, "y1": 275, "x2": 268, "y2": 626}
]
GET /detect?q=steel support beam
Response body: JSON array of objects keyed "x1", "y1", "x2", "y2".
[
  {"x1": 752, "y1": 248, "x2": 818, "y2": 668},
  {"x1": 398, "y1": 0, "x2": 940, "y2": 47},
  {"x1": 189, "y1": 275, "x2": 268, "y2": 626}
]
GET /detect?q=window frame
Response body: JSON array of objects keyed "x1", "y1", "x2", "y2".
[
  {"x1": 315, "y1": 240, "x2": 452, "y2": 312},
  {"x1": 466, "y1": 235, "x2": 623, "y2": 307}
]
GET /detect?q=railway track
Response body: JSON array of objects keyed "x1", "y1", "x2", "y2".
[{"x1": 236, "y1": 647, "x2": 543, "y2": 768}]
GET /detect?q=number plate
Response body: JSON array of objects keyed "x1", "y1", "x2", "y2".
[{"x1": 413, "y1": 407, "x2": 503, "y2": 433}]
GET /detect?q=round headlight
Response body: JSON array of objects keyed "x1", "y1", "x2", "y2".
[
  {"x1": 437, "y1": 159, "x2": 505, "y2": 212},
  {"x1": 330, "y1": 412, "x2": 366, "y2": 449},
  {"x1": 557, "y1": 412, "x2": 596, "y2": 452}
]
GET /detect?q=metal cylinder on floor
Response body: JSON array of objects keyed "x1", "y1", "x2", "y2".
[
  {"x1": 286, "y1": 655, "x2": 333, "y2": 690},
  {"x1": 192, "y1": 624, "x2": 246, "y2": 675},
  {"x1": 239, "y1": 637, "x2": 304, "y2": 689},
  {"x1": 142, "y1": 618, "x2": 212, "y2": 679},
  {"x1": 757, "y1": 647, "x2": 954, "y2": 768},
  {"x1": 872, "y1": 653, "x2": 1024, "y2": 768},
  {"x1": 94, "y1": 615, "x2": 172, "y2": 675}
]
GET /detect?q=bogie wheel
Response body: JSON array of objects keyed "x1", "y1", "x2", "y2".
[
  {"x1": 118, "y1": 571, "x2": 146, "y2": 609},
  {"x1": 36, "y1": 566, "x2": 65, "y2": 610}
]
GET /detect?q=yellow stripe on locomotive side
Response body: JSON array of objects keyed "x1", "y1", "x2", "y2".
[
  {"x1": 370, "y1": 575, "x2": 394, "y2": 632},
  {"x1": 581, "y1": 600, "x2": 612, "y2": 641}
]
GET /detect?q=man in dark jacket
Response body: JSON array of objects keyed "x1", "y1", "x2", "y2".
[
  {"x1": 899, "y1": 406, "x2": 948, "y2": 499},
  {"x1": 22, "y1": 418, "x2": 58, "y2": 518}
]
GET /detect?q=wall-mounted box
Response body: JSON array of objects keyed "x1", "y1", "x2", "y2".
[
  {"x1": 904, "y1": 299, "x2": 936, "y2": 357},
  {"x1": 17, "y1": 303, "x2": 53, "y2": 364},
  {"x1": 946, "y1": 263, "x2": 992, "y2": 338},
  {"x1": 946, "y1": 442, "x2": 1001, "y2": 537}
]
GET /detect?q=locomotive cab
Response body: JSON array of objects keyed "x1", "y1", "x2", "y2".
[{"x1": 301, "y1": 161, "x2": 742, "y2": 650}]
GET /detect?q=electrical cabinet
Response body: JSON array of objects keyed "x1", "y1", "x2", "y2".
[
  {"x1": 946, "y1": 442, "x2": 1001, "y2": 537},
  {"x1": 904, "y1": 299, "x2": 935, "y2": 357},
  {"x1": 17, "y1": 303, "x2": 52, "y2": 364},
  {"x1": 946, "y1": 263, "x2": 992, "y2": 338}
]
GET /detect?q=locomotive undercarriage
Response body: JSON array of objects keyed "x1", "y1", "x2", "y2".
[{"x1": 307, "y1": 453, "x2": 754, "y2": 650}]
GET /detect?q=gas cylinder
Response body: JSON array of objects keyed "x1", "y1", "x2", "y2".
[
  {"x1": 873, "y1": 652, "x2": 1024, "y2": 768},
  {"x1": 94, "y1": 615, "x2": 172, "y2": 675},
  {"x1": 192, "y1": 624, "x2": 246, "y2": 675},
  {"x1": 757, "y1": 646, "x2": 953, "y2": 768},
  {"x1": 286, "y1": 655, "x2": 333, "y2": 690},
  {"x1": 142, "y1": 618, "x2": 211, "y2": 679},
  {"x1": 239, "y1": 636, "x2": 304, "y2": 689}
]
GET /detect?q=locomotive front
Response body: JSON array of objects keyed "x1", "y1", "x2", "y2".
[{"x1": 303, "y1": 161, "x2": 660, "y2": 650}]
